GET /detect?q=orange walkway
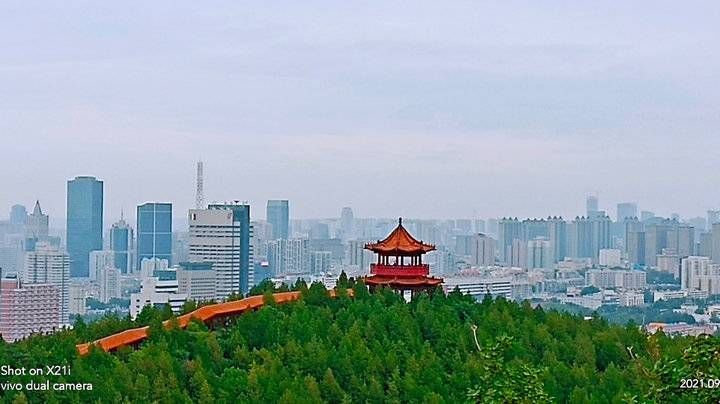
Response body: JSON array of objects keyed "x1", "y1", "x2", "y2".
[{"x1": 77, "y1": 289, "x2": 351, "y2": 355}]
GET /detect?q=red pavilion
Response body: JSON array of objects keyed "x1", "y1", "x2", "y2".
[{"x1": 363, "y1": 218, "x2": 443, "y2": 297}]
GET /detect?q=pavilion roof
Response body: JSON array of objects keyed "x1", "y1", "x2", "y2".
[{"x1": 365, "y1": 218, "x2": 435, "y2": 255}]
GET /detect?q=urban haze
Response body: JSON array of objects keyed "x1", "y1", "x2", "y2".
[{"x1": 2, "y1": 1, "x2": 720, "y2": 223}]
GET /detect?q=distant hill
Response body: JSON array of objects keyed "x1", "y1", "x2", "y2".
[{"x1": 2, "y1": 280, "x2": 719, "y2": 403}]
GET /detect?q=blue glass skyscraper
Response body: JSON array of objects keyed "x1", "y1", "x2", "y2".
[
  {"x1": 66, "y1": 176, "x2": 103, "y2": 278},
  {"x1": 110, "y1": 217, "x2": 132, "y2": 274},
  {"x1": 136, "y1": 202, "x2": 172, "y2": 269}
]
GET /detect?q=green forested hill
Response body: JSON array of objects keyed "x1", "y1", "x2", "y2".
[{"x1": 1, "y1": 281, "x2": 719, "y2": 403}]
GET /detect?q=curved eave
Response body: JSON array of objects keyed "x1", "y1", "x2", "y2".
[
  {"x1": 364, "y1": 275, "x2": 443, "y2": 287},
  {"x1": 365, "y1": 245, "x2": 436, "y2": 255}
]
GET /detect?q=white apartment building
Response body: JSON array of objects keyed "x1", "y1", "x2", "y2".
[
  {"x1": 129, "y1": 269, "x2": 187, "y2": 319},
  {"x1": 442, "y1": 275, "x2": 512, "y2": 300},
  {"x1": 89, "y1": 250, "x2": 115, "y2": 281},
  {"x1": 98, "y1": 266, "x2": 121, "y2": 303},
  {"x1": 0, "y1": 277, "x2": 61, "y2": 342},
  {"x1": 68, "y1": 282, "x2": 87, "y2": 316},
  {"x1": 681, "y1": 256, "x2": 720, "y2": 295},
  {"x1": 585, "y1": 269, "x2": 646, "y2": 290},
  {"x1": 598, "y1": 249, "x2": 622, "y2": 268},
  {"x1": 619, "y1": 292, "x2": 645, "y2": 307},
  {"x1": 23, "y1": 243, "x2": 70, "y2": 324}
]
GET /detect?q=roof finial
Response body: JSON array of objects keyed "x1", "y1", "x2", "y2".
[{"x1": 398, "y1": 217, "x2": 403, "y2": 225}]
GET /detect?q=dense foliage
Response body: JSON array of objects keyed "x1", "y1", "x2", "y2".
[{"x1": 1, "y1": 281, "x2": 719, "y2": 403}]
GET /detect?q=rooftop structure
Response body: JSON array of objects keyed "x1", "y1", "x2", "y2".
[{"x1": 364, "y1": 218, "x2": 442, "y2": 297}]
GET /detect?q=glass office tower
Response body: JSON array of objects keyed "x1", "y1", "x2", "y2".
[
  {"x1": 136, "y1": 203, "x2": 172, "y2": 269},
  {"x1": 266, "y1": 200, "x2": 289, "y2": 239},
  {"x1": 66, "y1": 176, "x2": 103, "y2": 278}
]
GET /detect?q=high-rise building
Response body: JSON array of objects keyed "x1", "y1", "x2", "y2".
[
  {"x1": 23, "y1": 243, "x2": 70, "y2": 324},
  {"x1": 712, "y1": 223, "x2": 720, "y2": 264},
  {"x1": 681, "y1": 256, "x2": 720, "y2": 295},
  {"x1": 266, "y1": 200, "x2": 289, "y2": 240},
  {"x1": 26, "y1": 200, "x2": 49, "y2": 239},
  {"x1": 340, "y1": 207, "x2": 354, "y2": 239},
  {"x1": 188, "y1": 203, "x2": 252, "y2": 298},
  {"x1": 657, "y1": 250, "x2": 680, "y2": 279},
  {"x1": 310, "y1": 251, "x2": 332, "y2": 274},
  {"x1": 455, "y1": 219, "x2": 473, "y2": 235},
  {"x1": 640, "y1": 211, "x2": 655, "y2": 222},
  {"x1": 454, "y1": 235, "x2": 473, "y2": 256},
  {"x1": 569, "y1": 215, "x2": 611, "y2": 262},
  {"x1": 110, "y1": 216, "x2": 133, "y2": 274},
  {"x1": 136, "y1": 203, "x2": 172, "y2": 269},
  {"x1": 547, "y1": 217, "x2": 567, "y2": 263},
  {"x1": 708, "y1": 210, "x2": 720, "y2": 229},
  {"x1": 617, "y1": 202, "x2": 638, "y2": 222},
  {"x1": 699, "y1": 232, "x2": 713, "y2": 258},
  {"x1": 624, "y1": 217, "x2": 644, "y2": 264},
  {"x1": 9, "y1": 204, "x2": 27, "y2": 226},
  {"x1": 645, "y1": 220, "x2": 695, "y2": 267},
  {"x1": 68, "y1": 282, "x2": 87, "y2": 316},
  {"x1": 473, "y1": 219, "x2": 486, "y2": 234},
  {"x1": 66, "y1": 176, "x2": 103, "y2": 278},
  {"x1": 177, "y1": 262, "x2": 216, "y2": 302},
  {"x1": 0, "y1": 277, "x2": 61, "y2": 342},
  {"x1": 599, "y1": 249, "x2": 622, "y2": 267},
  {"x1": 522, "y1": 219, "x2": 549, "y2": 241},
  {"x1": 569, "y1": 217, "x2": 592, "y2": 259},
  {"x1": 469, "y1": 233, "x2": 495, "y2": 267},
  {"x1": 510, "y1": 238, "x2": 527, "y2": 268},
  {"x1": 88, "y1": 250, "x2": 114, "y2": 281},
  {"x1": 586, "y1": 195, "x2": 599, "y2": 217},
  {"x1": 97, "y1": 266, "x2": 121, "y2": 303},
  {"x1": 267, "y1": 238, "x2": 310, "y2": 274},
  {"x1": 527, "y1": 238, "x2": 552, "y2": 270},
  {"x1": 347, "y1": 239, "x2": 374, "y2": 272},
  {"x1": 498, "y1": 218, "x2": 521, "y2": 265}
]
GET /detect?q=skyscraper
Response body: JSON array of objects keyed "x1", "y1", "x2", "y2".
[
  {"x1": 110, "y1": 216, "x2": 133, "y2": 274},
  {"x1": 625, "y1": 217, "x2": 645, "y2": 265},
  {"x1": 469, "y1": 233, "x2": 496, "y2": 267},
  {"x1": 498, "y1": 218, "x2": 521, "y2": 265},
  {"x1": 266, "y1": 200, "x2": 289, "y2": 240},
  {"x1": 66, "y1": 176, "x2": 103, "y2": 278},
  {"x1": 708, "y1": 210, "x2": 720, "y2": 230},
  {"x1": 547, "y1": 216, "x2": 567, "y2": 263},
  {"x1": 9, "y1": 204, "x2": 27, "y2": 226},
  {"x1": 617, "y1": 202, "x2": 638, "y2": 222},
  {"x1": 136, "y1": 203, "x2": 172, "y2": 269},
  {"x1": 26, "y1": 200, "x2": 49, "y2": 239},
  {"x1": 586, "y1": 195, "x2": 599, "y2": 217},
  {"x1": 527, "y1": 238, "x2": 552, "y2": 270},
  {"x1": 340, "y1": 207, "x2": 354, "y2": 239},
  {"x1": 644, "y1": 220, "x2": 695, "y2": 267},
  {"x1": 189, "y1": 203, "x2": 252, "y2": 298}
]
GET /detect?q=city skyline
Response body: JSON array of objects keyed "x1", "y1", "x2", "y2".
[
  {"x1": 4, "y1": 186, "x2": 720, "y2": 231},
  {"x1": 2, "y1": 2, "x2": 720, "y2": 220}
]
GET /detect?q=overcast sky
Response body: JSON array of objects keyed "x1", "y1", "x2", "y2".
[{"x1": 2, "y1": 1, "x2": 719, "y2": 225}]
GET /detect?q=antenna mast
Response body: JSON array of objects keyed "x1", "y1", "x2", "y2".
[{"x1": 196, "y1": 161, "x2": 205, "y2": 209}]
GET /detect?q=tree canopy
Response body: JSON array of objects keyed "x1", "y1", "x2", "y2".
[{"x1": 0, "y1": 282, "x2": 718, "y2": 403}]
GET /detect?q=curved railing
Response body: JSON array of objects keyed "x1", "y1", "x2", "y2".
[
  {"x1": 370, "y1": 264, "x2": 430, "y2": 276},
  {"x1": 76, "y1": 289, "x2": 353, "y2": 356}
]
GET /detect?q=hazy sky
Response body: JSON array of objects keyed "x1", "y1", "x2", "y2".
[{"x1": 2, "y1": 1, "x2": 719, "y2": 225}]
